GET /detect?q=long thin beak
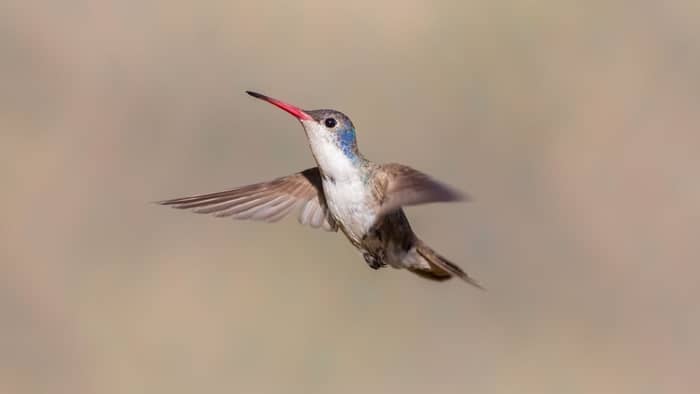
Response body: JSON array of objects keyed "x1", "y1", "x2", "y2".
[{"x1": 246, "y1": 91, "x2": 313, "y2": 121}]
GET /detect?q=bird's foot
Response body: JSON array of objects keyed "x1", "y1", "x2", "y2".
[{"x1": 362, "y1": 252, "x2": 386, "y2": 270}]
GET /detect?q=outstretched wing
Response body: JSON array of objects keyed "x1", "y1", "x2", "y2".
[
  {"x1": 158, "y1": 168, "x2": 336, "y2": 231},
  {"x1": 373, "y1": 163, "x2": 468, "y2": 217}
]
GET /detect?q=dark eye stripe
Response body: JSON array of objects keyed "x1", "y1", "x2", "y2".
[{"x1": 324, "y1": 118, "x2": 337, "y2": 128}]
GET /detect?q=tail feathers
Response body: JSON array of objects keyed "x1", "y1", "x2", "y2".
[{"x1": 413, "y1": 242, "x2": 484, "y2": 289}]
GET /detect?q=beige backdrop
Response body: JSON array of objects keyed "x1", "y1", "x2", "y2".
[{"x1": 2, "y1": 1, "x2": 699, "y2": 393}]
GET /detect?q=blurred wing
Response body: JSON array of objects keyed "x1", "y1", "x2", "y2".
[
  {"x1": 158, "y1": 167, "x2": 336, "y2": 231},
  {"x1": 374, "y1": 163, "x2": 468, "y2": 216}
]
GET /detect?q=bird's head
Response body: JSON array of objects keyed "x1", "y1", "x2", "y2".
[{"x1": 246, "y1": 91, "x2": 359, "y2": 162}]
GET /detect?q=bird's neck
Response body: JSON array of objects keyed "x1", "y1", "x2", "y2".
[{"x1": 308, "y1": 137, "x2": 366, "y2": 183}]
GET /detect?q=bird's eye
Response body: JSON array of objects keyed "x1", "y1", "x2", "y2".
[{"x1": 324, "y1": 118, "x2": 337, "y2": 128}]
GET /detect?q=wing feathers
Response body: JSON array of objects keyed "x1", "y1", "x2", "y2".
[
  {"x1": 158, "y1": 167, "x2": 336, "y2": 231},
  {"x1": 375, "y1": 163, "x2": 467, "y2": 216}
]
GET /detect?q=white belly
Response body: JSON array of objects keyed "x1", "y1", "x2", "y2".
[{"x1": 323, "y1": 178, "x2": 376, "y2": 243}]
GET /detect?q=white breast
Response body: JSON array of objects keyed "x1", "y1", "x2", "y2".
[
  {"x1": 301, "y1": 120, "x2": 377, "y2": 241},
  {"x1": 323, "y1": 177, "x2": 375, "y2": 242}
]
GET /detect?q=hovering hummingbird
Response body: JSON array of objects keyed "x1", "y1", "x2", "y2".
[{"x1": 159, "y1": 91, "x2": 481, "y2": 287}]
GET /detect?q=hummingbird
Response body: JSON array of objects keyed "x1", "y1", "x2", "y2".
[{"x1": 159, "y1": 91, "x2": 481, "y2": 287}]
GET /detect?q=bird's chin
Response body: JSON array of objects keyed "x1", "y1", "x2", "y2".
[{"x1": 299, "y1": 119, "x2": 324, "y2": 137}]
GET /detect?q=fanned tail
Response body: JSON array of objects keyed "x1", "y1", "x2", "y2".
[{"x1": 412, "y1": 241, "x2": 484, "y2": 289}]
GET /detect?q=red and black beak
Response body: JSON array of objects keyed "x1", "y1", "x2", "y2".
[{"x1": 246, "y1": 91, "x2": 313, "y2": 121}]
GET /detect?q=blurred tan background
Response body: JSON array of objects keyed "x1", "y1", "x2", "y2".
[{"x1": 2, "y1": 1, "x2": 699, "y2": 393}]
